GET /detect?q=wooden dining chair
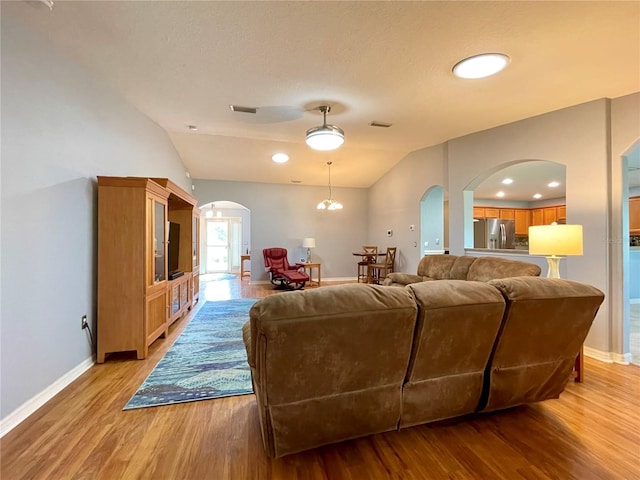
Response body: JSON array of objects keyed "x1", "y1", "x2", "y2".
[
  {"x1": 357, "y1": 246, "x2": 378, "y2": 283},
  {"x1": 367, "y1": 247, "x2": 397, "y2": 284}
]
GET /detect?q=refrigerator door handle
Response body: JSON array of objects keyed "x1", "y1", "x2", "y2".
[{"x1": 500, "y1": 223, "x2": 506, "y2": 248}]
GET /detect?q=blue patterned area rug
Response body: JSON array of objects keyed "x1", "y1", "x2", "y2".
[{"x1": 124, "y1": 299, "x2": 257, "y2": 410}]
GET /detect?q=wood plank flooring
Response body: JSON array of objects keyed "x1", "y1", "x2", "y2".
[{"x1": 2, "y1": 277, "x2": 640, "y2": 480}]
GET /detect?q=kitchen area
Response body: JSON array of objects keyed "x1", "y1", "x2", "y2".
[{"x1": 471, "y1": 204, "x2": 565, "y2": 251}]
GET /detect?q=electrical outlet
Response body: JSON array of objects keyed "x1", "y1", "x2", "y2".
[{"x1": 81, "y1": 315, "x2": 88, "y2": 329}]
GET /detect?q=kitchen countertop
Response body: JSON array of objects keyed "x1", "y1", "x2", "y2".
[{"x1": 465, "y1": 248, "x2": 531, "y2": 255}]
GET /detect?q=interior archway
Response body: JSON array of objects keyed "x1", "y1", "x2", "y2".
[
  {"x1": 419, "y1": 186, "x2": 446, "y2": 255},
  {"x1": 463, "y1": 160, "x2": 566, "y2": 250},
  {"x1": 199, "y1": 200, "x2": 251, "y2": 276}
]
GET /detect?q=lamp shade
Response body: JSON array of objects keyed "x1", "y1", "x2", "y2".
[
  {"x1": 528, "y1": 224, "x2": 583, "y2": 256},
  {"x1": 302, "y1": 238, "x2": 316, "y2": 249}
]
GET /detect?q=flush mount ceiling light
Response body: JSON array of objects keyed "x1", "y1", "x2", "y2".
[
  {"x1": 317, "y1": 161, "x2": 343, "y2": 210},
  {"x1": 272, "y1": 153, "x2": 289, "y2": 164},
  {"x1": 453, "y1": 53, "x2": 510, "y2": 79},
  {"x1": 305, "y1": 105, "x2": 344, "y2": 151},
  {"x1": 496, "y1": 191, "x2": 505, "y2": 198},
  {"x1": 548, "y1": 181, "x2": 560, "y2": 187},
  {"x1": 501, "y1": 178, "x2": 513, "y2": 185}
]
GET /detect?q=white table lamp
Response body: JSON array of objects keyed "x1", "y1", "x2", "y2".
[
  {"x1": 528, "y1": 224, "x2": 583, "y2": 278},
  {"x1": 302, "y1": 238, "x2": 316, "y2": 263}
]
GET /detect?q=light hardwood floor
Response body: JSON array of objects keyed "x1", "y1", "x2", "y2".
[{"x1": 2, "y1": 277, "x2": 640, "y2": 480}]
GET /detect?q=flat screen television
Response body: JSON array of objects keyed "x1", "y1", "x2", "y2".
[{"x1": 168, "y1": 221, "x2": 181, "y2": 275}]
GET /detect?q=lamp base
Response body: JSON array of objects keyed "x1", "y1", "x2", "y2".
[
  {"x1": 306, "y1": 248, "x2": 312, "y2": 263},
  {"x1": 545, "y1": 255, "x2": 563, "y2": 279}
]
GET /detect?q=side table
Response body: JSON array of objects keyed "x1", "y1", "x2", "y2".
[
  {"x1": 241, "y1": 254, "x2": 251, "y2": 279},
  {"x1": 300, "y1": 262, "x2": 321, "y2": 287}
]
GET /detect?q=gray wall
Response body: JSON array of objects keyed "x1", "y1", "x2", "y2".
[
  {"x1": 370, "y1": 96, "x2": 640, "y2": 359},
  {"x1": 368, "y1": 143, "x2": 448, "y2": 273},
  {"x1": 1, "y1": 9, "x2": 191, "y2": 420},
  {"x1": 193, "y1": 180, "x2": 368, "y2": 280}
]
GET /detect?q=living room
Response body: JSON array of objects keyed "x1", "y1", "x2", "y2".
[{"x1": 1, "y1": 1, "x2": 639, "y2": 478}]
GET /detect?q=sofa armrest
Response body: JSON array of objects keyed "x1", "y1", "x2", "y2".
[{"x1": 384, "y1": 272, "x2": 424, "y2": 286}]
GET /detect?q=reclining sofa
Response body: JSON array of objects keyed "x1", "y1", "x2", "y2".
[
  {"x1": 383, "y1": 254, "x2": 541, "y2": 287},
  {"x1": 242, "y1": 278, "x2": 604, "y2": 458}
]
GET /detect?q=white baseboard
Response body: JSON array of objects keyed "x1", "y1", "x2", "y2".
[
  {"x1": 0, "y1": 356, "x2": 95, "y2": 438},
  {"x1": 584, "y1": 346, "x2": 632, "y2": 365}
]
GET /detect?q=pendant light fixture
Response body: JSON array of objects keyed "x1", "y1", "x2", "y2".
[
  {"x1": 305, "y1": 105, "x2": 345, "y2": 151},
  {"x1": 317, "y1": 161, "x2": 343, "y2": 210}
]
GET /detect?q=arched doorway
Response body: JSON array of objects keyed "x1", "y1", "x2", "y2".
[
  {"x1": 200, "y1": 201, "x2": 251, "y2": 275},
  {"x1": 419, "y1": 186, "x2": 446, "y2": 255},
  {"x1": 620, "y1": 142, "x2": 640, "y2": 365}
]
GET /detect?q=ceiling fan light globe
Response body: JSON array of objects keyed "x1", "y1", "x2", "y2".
[
  {"x1": 305, "y1": 125, "x2": 345, "y2": 151},
  {"x1": 317, "y1": 201, "x2": 328, "y2": 210}
]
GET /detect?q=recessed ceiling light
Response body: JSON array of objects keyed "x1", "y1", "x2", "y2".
[
  {"x1": 533, "y1": 193, "x2": 542, "y2": 199},
  {"x1": 272, "y1": 153, "x2": 289, "y2": 164},
  {"x1": 187, "y1": 125, "x2": 198, "y2": 131},
  {"x1": 496, "y1": 191, "x2": 505, "y2": 198},
  {"x1": 453, "y1": 53, "x2": 510, "y2": 79},
  {"x1": 501, "y1": 178, "x2": 513, "y2": 185},
  {"x1": 548, "y1": 181, "x2": 560, "y2": 188}
]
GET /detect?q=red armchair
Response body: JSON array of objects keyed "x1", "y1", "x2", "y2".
[{"x1": 263, "y1": 248, "x2": 309, "y2": 290}]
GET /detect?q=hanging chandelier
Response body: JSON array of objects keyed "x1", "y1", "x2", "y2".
[
  {"x1": 317, "y1": 161, "x2": 343, "y2": 210},
  {"x1": 305, "y1": 105, "x2": 345, "y2": 151}
]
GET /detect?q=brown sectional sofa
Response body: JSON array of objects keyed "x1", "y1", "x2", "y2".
[
  {"x1": 383, "y1": 254, "x2": 541, "y2": 287},
  {"x1": 243, "y1": 277, "x2": 603, "y2": 458}
]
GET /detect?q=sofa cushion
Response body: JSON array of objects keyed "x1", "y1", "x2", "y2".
[
  {"x1": 451, "y1": 255, "x2": 477, "y2": 280},
  {"x1": 467, "y1": 256, "x2": 541, "y2": 282},
  {"x1": 417, "y1": 254, "x2": 458, "y2": 279},
  {"x1": 401, "y1": 280, "x2": 506, "y2": 427},
  {"x1": 479, "y1": 277, "x2": 604, "y2": 412},
  {"x1": 246, "y1": 283, "x2": 418, "y2": 457}
]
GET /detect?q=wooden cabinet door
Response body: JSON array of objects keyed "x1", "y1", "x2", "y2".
[
  {"x1": 543, "y1": 207, "x2": 558, "y2": 225},
  {"x1": 473, "y1": 207, "x2": 485, "y2": 218},
  {"x1": 556, "y1": 205, "x2": 566, "y2": 221},
  {"x1": 499, "y1": 209, "x2": 515, "y2": 220},
  {"x1": 531, "y1": 208, "x2": 544, "y2": 226},
  {"x1": 145, "y1": 287, "x2": 168, "y2": 356},
  {"x1": 630, "y1": 197, "x2": 640, "y2": 231},
  {"x1": 515, "y1": 209, "x2": 530, "y2": 235},
  {"x1": 484, "y1": 208, "x2": 499, "y2": 218}
]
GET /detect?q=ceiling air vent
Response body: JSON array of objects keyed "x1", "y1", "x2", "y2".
[
  {"x1": 369, "y1": 121, "x2": 392, "y2": 128},
  {"x1": 229, "y1": 104, "x2": 257, "y2": 114}
]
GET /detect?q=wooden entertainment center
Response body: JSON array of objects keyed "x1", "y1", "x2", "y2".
[{"x1": 97, "y1": 176, "x2": 200, "y2": 363}]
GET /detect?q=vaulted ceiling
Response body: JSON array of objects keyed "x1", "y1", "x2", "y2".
[{"x1": 7, "y1": 1, "x2": 640, "y2": 197}]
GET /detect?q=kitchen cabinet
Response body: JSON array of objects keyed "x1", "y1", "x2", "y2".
[
  {"x1": 499, "y1": 209, "x2": 515, "y2": 220},
  {"x1": 543, "y1": 207, "x2": 558, "y2": 225},
  {"x1": 530, "y1": 208, "x2": 544, "y2": 226},
  {"x1": 473, "y1": 207, "x2": 485, "y2": 219},
  {"x1": 515, "y1": 209, "x2": 530, "y2": 235},
  {"x1": 484, "y1": 208, "x2": 499, "y2": 218}
]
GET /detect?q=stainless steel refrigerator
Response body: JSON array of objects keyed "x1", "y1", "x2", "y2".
[{"x1": 473, "y1": 218, "x2": 515, "y2": 249}]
